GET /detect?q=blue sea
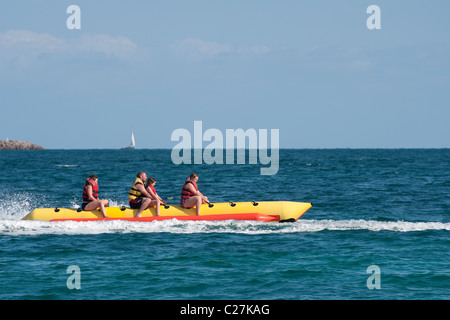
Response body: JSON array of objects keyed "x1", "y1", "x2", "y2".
[{"x1": 0, "y1": 149, "x2": 449, "y2": 300}]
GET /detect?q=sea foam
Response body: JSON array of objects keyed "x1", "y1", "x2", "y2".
[{"x1": 1, "y1": 218, "x2": 448, "y2": 236}]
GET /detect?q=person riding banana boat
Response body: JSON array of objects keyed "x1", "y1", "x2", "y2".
[
  {"x1": 180, "y1": 173, "x2": 209, "y2": 216},
  {"x1": 81, "y1": 175, "x2": 110, "y2": 218}
]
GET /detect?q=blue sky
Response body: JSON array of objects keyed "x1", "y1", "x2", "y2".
[{"x1": 0, "y1": 0, "x2": 449, "y2": 149}]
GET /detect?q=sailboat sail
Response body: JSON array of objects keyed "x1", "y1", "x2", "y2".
[
  {"x1": 121, "y1": 131, "x2": 135, "y2": 149},
  {"x1": 130, "y1": 132, "x2": 135, "y2": 148}
]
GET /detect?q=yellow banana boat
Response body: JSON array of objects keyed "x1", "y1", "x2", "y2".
[{"x1": 22, "y1": 201, "x2": 312, "y2": 223}]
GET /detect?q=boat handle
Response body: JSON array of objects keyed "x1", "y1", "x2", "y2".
[
  {"x1": 120, "y1": 206, "x2": 126, "y2": 211},
  {"x1": 252, "y1": 201, "x2": 259, "y2": 206},
  {"x1": 54, "y1": 208, "x2": 60, "y2": 212},
  {"x1": 229, "y1": 202, "x2": 236, "y2": 207}
]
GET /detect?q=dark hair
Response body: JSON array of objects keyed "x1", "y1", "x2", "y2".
[
  {"x1": 137, "y1": 171, "x2": 145, "y2": 178},
  {"x1": 146, "y1": 177, "x2": 156, "y2": 187},
  {"x1": 89, "y1": 174, "x2": 98, "y2": 180},
  {"x1": 190, "y1": 173, "x2": 198, "y2": 179}
]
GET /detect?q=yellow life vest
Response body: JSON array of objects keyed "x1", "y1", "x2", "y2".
[{"x1": 128, "y1": 177, "x2": 144, "y2": 200}]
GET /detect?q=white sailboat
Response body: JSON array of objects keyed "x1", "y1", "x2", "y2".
[{"x1": 121, "y1": 131, "x2": 135, "y2": 150}]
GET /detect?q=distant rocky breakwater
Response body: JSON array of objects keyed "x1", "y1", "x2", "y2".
[{"x1": 0, "y1": 140, "x2": 45, "y2": 150}]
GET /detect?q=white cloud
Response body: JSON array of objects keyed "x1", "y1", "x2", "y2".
[
  {"x1": 249, "y1": 46, "x2": 271, "y2": 54},
  {"x1": 171, "y1": 38, "x2": 272, "y2": 61},
  {"x1": 296, "y1": 45, "x2": 375, "y2": 72},
  {"x1": 0, "y1": 29, "x2": 138, "y2": 66},
  {"x1": 171, "y1": 38, "x2": 233, "y2": 61},
  {"x1": 0, "y1": 30, "x2": 66, "y2": 51},
  {"x1": 74, "y1": 34, "x2": 138, "y2": 58}
]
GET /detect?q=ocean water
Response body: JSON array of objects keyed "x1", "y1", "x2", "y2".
[{"x1": 0, "y1": 149, "x2": 449, "y2": 300}]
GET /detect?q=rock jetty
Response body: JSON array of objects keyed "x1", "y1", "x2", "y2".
[{"x1": 0, "y1": 140, "x2": 45, "y2": 150}]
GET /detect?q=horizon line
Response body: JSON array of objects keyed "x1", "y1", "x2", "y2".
[{"x1": 6, "y1": 147, "x2": 449, "y2": 150}]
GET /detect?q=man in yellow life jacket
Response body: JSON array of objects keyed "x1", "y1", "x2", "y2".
[{"x1": 128, "y1": 171, "x2": 153, "y2": 217}]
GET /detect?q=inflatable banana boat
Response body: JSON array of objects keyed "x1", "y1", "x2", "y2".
[{"x1": 22, "y1": 201, "x2": 312, "y2": 223}]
